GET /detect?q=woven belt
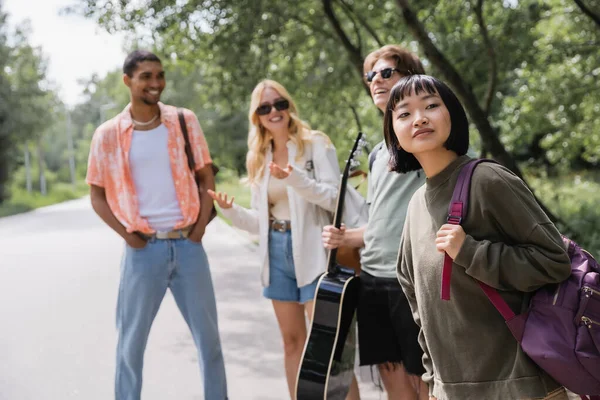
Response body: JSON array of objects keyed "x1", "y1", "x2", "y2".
[
  {"x1": 140, "y1": 226, "x2": 192, "y2": 240},
  {"x1": 270, "y1": 219, "x2": 291, "y2": 232}
]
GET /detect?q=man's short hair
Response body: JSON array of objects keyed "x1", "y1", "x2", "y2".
[
  {"x1": 363, "y1": 45, "x2": 425, "y2": 83},
  {"x1": 123, "y1": 50, "x2": 162, "y2": 77}
]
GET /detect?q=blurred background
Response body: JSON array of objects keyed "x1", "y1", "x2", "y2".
[{"x1": 0, "y1": 0, "x2": 599, "y2": 253}]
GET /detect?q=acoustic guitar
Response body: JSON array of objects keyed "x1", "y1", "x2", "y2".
[{"x1": 296, "y1": 131, "x2": 365, "y2": 400}]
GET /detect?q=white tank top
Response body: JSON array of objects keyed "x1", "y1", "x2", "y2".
[{"x1": 129, "y1": 124, "x2": 184, "y2": 231}]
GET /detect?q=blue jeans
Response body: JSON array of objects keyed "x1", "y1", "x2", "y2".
[{"x1": 115, "y1": 238, "x2": 227, "y2": 400}]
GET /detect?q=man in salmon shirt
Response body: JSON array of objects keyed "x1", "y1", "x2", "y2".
[{"x1": 86, "y1": 50, "x2": 227, "y2": 400}]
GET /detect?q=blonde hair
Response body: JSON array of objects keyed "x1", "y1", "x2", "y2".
[{"x1": 245, "y1": 79, "x2": 314, "y2": 184}]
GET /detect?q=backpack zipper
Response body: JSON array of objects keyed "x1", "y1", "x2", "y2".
[
  {"x1": 574, "y1": 286, "x2": 600, "y2": 322},
  {"x1": 583, "y1": 286, "x2": 600, "y2": 297},
  {"x1": 582, "y1": 316, "x2": 600, "y2": 351},
  {"x1": 581, "y1": 316, "x2": 600, "y2": 328}
]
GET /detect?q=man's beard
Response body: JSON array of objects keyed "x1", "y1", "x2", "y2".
[
  {"x1": 140, "y1": 90, "x2": 161, "y2": 106},
  {"x1": 142, "y1": 97, "x2": 160, "y2": 106}
]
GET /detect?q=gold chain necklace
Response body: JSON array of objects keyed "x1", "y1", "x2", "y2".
[{"x1": 131, "y1": 113, "x2": 159, "y2": 127}]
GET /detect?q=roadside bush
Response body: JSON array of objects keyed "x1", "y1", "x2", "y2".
[{"x1": 529, "y1": 173, "x2": 600, "y2": 255}]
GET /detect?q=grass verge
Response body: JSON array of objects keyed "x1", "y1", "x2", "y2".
[{"x1": 0, "y1": 182, "x2": 89, "y2": 218}]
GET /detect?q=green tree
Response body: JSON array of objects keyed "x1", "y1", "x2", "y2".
[
  {"x1": 0, "y1": 8, "x2": 59, "y2": 202},
  {"x1": 573, "y1": 0, "x2": 600, "y2": 29},
  {"x1": 500, "y1": 0, "x2": 600, "y2": 170},
  {"x1": 71, "y1": 0, "x2": 600, "y2": 169},
  {"x1": 0, "y1": 7, "x2": 12, "y2": 202},
  {"x1": 69, "y1": 0, "x2": 600, "y2": 229},
  {"x1": 69, "y1": 0, "x2": 382, "y2": 158}
]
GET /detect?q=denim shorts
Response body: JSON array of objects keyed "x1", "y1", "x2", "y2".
[{"x1": 263, "y1": 229, "x2": 318, "y2": 304}]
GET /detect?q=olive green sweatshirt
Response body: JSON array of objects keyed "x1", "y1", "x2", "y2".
[{"x1": 397, "y1": 156, "x2": 571, "y2": 400}]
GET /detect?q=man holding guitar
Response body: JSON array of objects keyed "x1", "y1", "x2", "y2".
[{"x1": 322, "y1": 45, "x2": 428, "y2": 400}]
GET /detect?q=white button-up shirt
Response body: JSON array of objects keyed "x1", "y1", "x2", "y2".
[{"x1": 221, "y1": 132, "x2": 340, "y2": 287}]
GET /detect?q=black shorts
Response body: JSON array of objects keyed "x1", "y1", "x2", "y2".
[{"x1": 356, "y1": 271, "x2": 425, "y2": 376}]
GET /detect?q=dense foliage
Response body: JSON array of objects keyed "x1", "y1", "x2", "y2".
[{"x1": 2, "y1": 0, "x2": 599, "y2": 251}]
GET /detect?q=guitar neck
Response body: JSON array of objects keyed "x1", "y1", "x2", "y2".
[
  {"x1": 326, "y1": 132, "x2": 362, "y2": 274},
  {"x1": 326, "y1": 180, "x2": 347, "y2": 274}
]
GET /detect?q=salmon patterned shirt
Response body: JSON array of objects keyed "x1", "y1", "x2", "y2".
[{"x1": 86, "y1": 102, "x2": 212, "y2": 234}]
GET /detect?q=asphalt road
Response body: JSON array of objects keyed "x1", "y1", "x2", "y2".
[{"x1": 0, "y1": 198, "x2": 383, "y2": 400}]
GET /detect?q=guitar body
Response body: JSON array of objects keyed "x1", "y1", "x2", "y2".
[
  {"x1": 296, "y1": 265, "x2": 360, "y2": 400},
  {"x1": 336, "y1": 246, "x2": 361, "y2": 275}
]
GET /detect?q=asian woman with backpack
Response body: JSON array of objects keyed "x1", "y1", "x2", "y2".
[{"x1": 384, "y1": 74, "x2": 572, "y2": 400}]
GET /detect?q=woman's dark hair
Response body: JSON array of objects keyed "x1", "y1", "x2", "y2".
[
  {"x1": 383, "y1": 74, "x2": 469, "y2": 173},
  {"x1": 123, "y1": 50, "x2": 162, "y2": 77}
]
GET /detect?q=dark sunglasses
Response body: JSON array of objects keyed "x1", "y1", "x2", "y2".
[
  {"x1": 255, "y1": 99, "x2": 290, "y2": 116},
  {"x1": 365, "y1": 67, "x2": 401, "y2": 83}
]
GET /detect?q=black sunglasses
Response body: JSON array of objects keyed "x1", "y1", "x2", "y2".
[
  {"x1": 255, "y1": 99, "x2": 290, "y2": 116},
  {"x1": 365, "y1": 67, "x2": 401, "y2": 83}
]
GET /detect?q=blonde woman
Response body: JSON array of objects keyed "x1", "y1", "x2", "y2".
[{"x1": 208, "y1": 80, "x2": 359, "y2": 399}]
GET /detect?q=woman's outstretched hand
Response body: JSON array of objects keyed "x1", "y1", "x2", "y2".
[
  {"x1": 208, "y1": 189, "x2": 235, "y2": 209},
  {"x1": 269, "y1": 162, "x2": 292, "y2": 179}
]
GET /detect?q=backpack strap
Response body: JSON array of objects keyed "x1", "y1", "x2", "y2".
[
  {"x1": 177, "y1": 107, "x2": 219, "y2": 223},
  {"x1": 177, "y1": 108, "x2": 196, "y2": 173},
  {"x1": 477, "y1": 281, "x2": 516, "y2": 320},
  {"x1": 441, "y1": 158, "x2": 497, "y2": 300},
  {"x1": 442, "y1": 158, "x2": 521, "y2": 333},
  {"x1": 368, "y1": 142, "x2": 384, "y2": 172}
]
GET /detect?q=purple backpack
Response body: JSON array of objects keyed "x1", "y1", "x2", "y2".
[{"x1": 443, "y1": 159, "x2": 600, "y2": 398}]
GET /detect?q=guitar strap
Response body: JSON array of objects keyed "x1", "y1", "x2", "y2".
[{"x1": 368, "y1": 142, "x2": 384, "y2": 172}]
